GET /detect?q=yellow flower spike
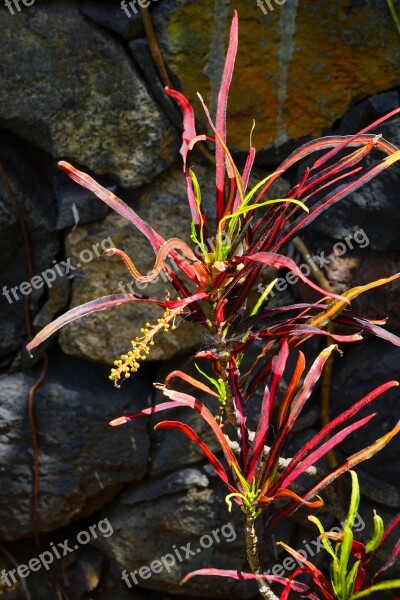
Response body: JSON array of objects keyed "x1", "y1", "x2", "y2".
[{"x1": 110, "y1": 303, "x2": 184, "y2": 386}]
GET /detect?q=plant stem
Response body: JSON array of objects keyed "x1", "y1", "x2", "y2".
[{"x1": 244, "y1": 516, "x2": 279, "y2": 600}]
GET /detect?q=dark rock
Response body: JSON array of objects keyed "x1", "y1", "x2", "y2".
[
  {"x1": 129, "y1": 39, "x2": 182, "y2": 129},
  {"x1": 0, "y1": 351, "x2": 151, "y2": 540},
  {"x1": 80, "y1": 0, "x2": 144, "y2": 39},
  {"x1": 0, "y1": 133, "x2": 59, "y2": 359},
  {"x1": 0, "y1": 1, "x2": 179, "y2": 188},
  {"x1": 339, "y1": 90, "x2": 400, "y2": 134},
  {"x1": 94, "y1": 465, "x2": 258, "y2": 598}
]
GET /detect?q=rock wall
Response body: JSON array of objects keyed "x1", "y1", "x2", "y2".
[{"x1": 0, "y1": 1, "x2": 399, "y2": 599}]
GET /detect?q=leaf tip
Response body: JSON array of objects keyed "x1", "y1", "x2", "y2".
[{"x1": 109, "y1": 416, "x2": 130, "y2": 427}]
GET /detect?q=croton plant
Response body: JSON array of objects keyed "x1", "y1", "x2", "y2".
[{"x1": 28, "y1": 12, "x2": 400, "y2": 600}]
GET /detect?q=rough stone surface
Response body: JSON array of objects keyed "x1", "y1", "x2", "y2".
[
  {"x1": 0, "y1": 1, "x2": 179, "y2": 188},
  {"x1": 153, "y1": 0, "x2": 400, "y2": 154},
  {"x1": 0, "y1": 536, "x2": 149, "y2": 599},
  {"x1": 80, "y1": 0, "x2": 144, "y2": 39},
  {"x1": 0, "y1": 352, "x2": 150, "y2": 540},
  {"x1": 93, "y1": 466, "x2": 258, "y2": 598},
  {"x1": 59, "y1": 163, "x2": 216, "y2": 364},
  {"x1": 0, "y1": 134, "x2": 59, "y2": 359}
]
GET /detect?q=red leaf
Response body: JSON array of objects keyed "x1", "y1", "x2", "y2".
[
  {"x1": 312, "y1": 107, "x2": 400, "y2": 170},
  {"x1": 277, "y1": 413, "x2": 376, "y2": 489},
  {"x1": 154, "y1": 420, "x2": 235, "y2": 491},
  {"x1": 215, "y1": 11, "x2": 238, "y2": 222},
  {"x1": 109, "y1": 401, "x2": 179, "y2": 426},
  {"x1": 246, "y1": 340, "x2": 289, "y2": 481},
  {"x1": 305, "y1": 420, "x2": 400, "y2": 499},
  {"x1": 155, "y1": 386, "x2": 240, "y2": 473},
  {"x1": 181, "y1": 567, "x2": 317, "y2": 597},
  {"x1": 272, "y1": 381, "x2": 399, "y2": 493},
  {"x1": 27, "y1": 294, "x2": 156, "y2": 355},
  {"x1": 244, "y1": 252, "x2": 348, "y2": 302},
  {"x1": 58, "y1": 162, "x2": 163, "y2": 251},
  {"x1": 165, "y1": 371, "x2": 219, "y2": 398},
  {"x1": 165, "y1": 87, "x2": 198, "y2": 170}
]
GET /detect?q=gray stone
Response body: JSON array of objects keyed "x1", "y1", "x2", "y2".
[
  {"x1": 339, "y1": 90, "x2": 400, "y2": 135},
  {"x1": 0, "y1": 1, "x2": 179, "y2": 188},
  {"x1": 93, "y1": 466, "x2": 257, "y2": 598},
  {"x1": 0, "y1": 352, "x2": 151, "y2": 540},
  {"x1": 129, "y1": 39, "x2": 182, "y2": 129}
]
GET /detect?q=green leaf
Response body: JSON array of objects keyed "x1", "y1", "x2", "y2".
[
  {"x1": 346, "y1": 559, "x2": 361, "y2": 598},
  {"x1": 365, "y1": 510, "x2": 384, "y2": 554},
  {"x1": 350, "y1": 579, "x2": 400, "y2": 599},
  {"x1": 250, "y1": 278, "x2": 278, "y2": 317},
  {"x1": 308, "y1": 516, "x2": 338, "y2": 563},
  {"x1": 346, "y1": 471, "x2": 361, "y2": 531},
  {"x1": 189, "y1": 168, "x2": 207, "y2": 256}
]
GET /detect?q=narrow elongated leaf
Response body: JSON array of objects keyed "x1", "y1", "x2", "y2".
[
  {"x1": 277, "y1": 542, "x2": 334, "y2": 599},
  {"x1": 278, "y1": 414, "x2": 376, "y2": 489},
  {"x1": 350, "y1": 580, "x2": 400, "y2": 599},
  {"x1": 313, "y1": 106, "x2": 400, "y2": 170},
  {"x1": 277, "y1": 351, "x2": 306, "y2": 428},
  {"x1": 305, "y1": 421, "x2": 400, "y2": 499},
  {"x1": 165, "y1": 371, "x2": 219, "y2": 398},
  {"x1": 262, "y1": 345, "x2": 337, "y2": 494},
  {"x1": 215, "y1": 11, "x2": 238, "y2": 222},
  {"x1": 58, "y1": 162, "x2": 163, "y2": 251},
  {"x1": 181, "y1": 568, "x2": 317, "y2": 596},
  {"x1": 109, "y1": 401, "x2": 180, "y2": 426},
  {"x1": 254, "y1": 133, "x2": 398, "y2": 204},
  {"x1": 276, "y1": 150, "x2": 400, "y2": 249},
  {"x1": 156, "y1": 386, "x2": 240, "y2": 472},
  {"x1": 154, "y1": 420, "x2": 235, "y2": 491},
  {"x1": 309, "y1": 274, "x2": 400, "y2": 329},
  {"x1": 165, "y1": 87, "x2": 198, "y2": 169},
  {"x1": 246, "y1": 340, "x2": 289, "y2": 481},
  {"x1": 232, "y1": 147, "x2": 256, "y2": 211},
  {"x1": 228, "y1": 357, "x2": 249, "y2": 464},
  {"x1": 245, "y1": 253, "x2": 347, "y2": 302},
  {"x1": 271, "y1": 381, "x2": 399, "y2": 493},
  {"x1": 26, "y1": 294, "x2": 156, "y2": 354}
]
